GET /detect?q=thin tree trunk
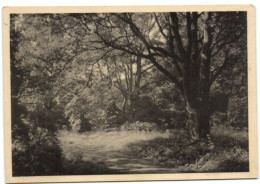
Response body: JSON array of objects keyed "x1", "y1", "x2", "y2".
[
  {"x1": 121, "y1": 95, "x2": 127, "y2": 120},
  {"x1": 128, "y1": 94, "x2": 135, "y2": 123}
]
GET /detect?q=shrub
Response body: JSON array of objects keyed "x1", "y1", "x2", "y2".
[
  {"x1": 29, "y1": 106, "x2": 70, "y2": 133},
  {"x1": 121, "y1": 121, "x2": 158, "y2": 132},
  {"x1": 78, "y1": 117, "x2": 92, "y2": 133},
  {"x1": 104, "y1": 102, "x2": 125, "y2": 129},
  {"x1": 127, "y1": 130, "x2": 205, "y2": 167},
  {"x1": 12, "y1": 128, "x2": 63, "y2": 176}
]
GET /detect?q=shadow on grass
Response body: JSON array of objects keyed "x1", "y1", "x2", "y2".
[
  {"x1": 178, "y1": 159, "x2": 249, "y2": 173},
  {"x1": 211, "y1": 133, "x2": 248, "y2": 150},
  {"x1": 54, "y1": 127, "x2": 249, "y2": 174},
  {"x1": 126, "y1": 127, "x2": 249, "y2": 173},
  {"x1": 127, "y1": 135, "x2": 206, "y2": 168},
  {"x1": 12, "y1": 152, "x2": 122, "y2": 176},
  {"x1": 60, "y1": 158, "x2": 123, "y2": 175},
  {"x1": 216, "y1": 159, "x2": 249, "y2": 172}
]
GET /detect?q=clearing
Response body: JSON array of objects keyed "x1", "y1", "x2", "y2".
[
  {"x1": 58, "y1": 127, "x2": 249, "y2": 174},
  {"x1": 58, "y1": 130, "x2": 178, "y2": 174}
]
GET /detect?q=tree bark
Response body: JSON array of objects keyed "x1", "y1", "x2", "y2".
[
  {"x1": 183, "y1": 12, "x2": 213, "y2": 142},
  {"x1": 185, "y1": 101, "x2": 211, "y2": 141}
]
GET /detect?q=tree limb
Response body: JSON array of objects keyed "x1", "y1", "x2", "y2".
[
  {"x1": 210, "y1": 52, "x2": 229, "y2": 85},
  {"x1": 149, "y1": 56, "x2": 183, "y2": 92},
  {"x1": 153, "y1": 13, "x2": 168, "y2": 39},
  {"x1": 169, "y1": 13, "x2": 186, "y2": 57}
]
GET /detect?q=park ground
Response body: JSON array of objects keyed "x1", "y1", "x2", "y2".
[{"x1": 57, "y1": 126, "x2": 249, "y2": 174}]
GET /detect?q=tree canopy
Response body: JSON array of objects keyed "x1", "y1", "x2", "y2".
[{"x1": 11, "y1": 11, "x2": 247, "y2": 145}]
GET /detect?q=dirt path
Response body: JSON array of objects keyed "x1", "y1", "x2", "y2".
[
  {"x1": 58, "y1": 131, "x2": 178, "y2": 174},
  {"x1": 81, "y1": 148, "x2": 178, "y2": 174}
]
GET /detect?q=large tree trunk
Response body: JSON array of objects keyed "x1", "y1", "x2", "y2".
[
  {"x1": 198, "y1": 105, "x2": 210, "y2": 139},
  {"x1": 183, "y1": 12, "x2": 213, "y2": 145},
  {"x1": 186, "y1": 102, "x2": 211, "y2": 141}
]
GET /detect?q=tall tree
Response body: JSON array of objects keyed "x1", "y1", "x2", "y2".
[
  {"x1": 97, "y1": 51, "x2": 157, "y2": 123},
  {"x1": 13, "y1": 12, "x2": 247, "y2": 143},
  {"x1": 90, "y1": 12, "x2": 247, "y2": 143}
]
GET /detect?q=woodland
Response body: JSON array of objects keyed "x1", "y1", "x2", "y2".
[{"x1": 10, "y1": 12, "x2": 248, "y2": 175}]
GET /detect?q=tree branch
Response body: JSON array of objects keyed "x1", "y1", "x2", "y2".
[
  {"x1": 169, "y1": 13, "x2": 186, "y2": 57},
  {"x1": 186, "y1": 12, "x2": 192, "y2": 58},
  {"x1": 149, "y1": 56, "x2": 183, "y2": 92},
  {"x1": 210, "y1": 52, "x2": 229, "y2": 85},
  {"x1": 211, "y1": 28, "x2": 246, "y2": 57},
  {"x1": 153, "y1": 13, "x2": 168, "y2": 39}
]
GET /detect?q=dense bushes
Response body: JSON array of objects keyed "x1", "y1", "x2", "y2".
[
  {"x1": 12, "y1": 129, "x2": 63, "y2": 176},
  {"x1": 11, "y1": 98, "x2": 30, "y2": 142},
  {"x1": 12, "y1": 100, "x2": 67, "y2": 176},
  {"x1": 103, "y1": 102, "x2": 125, "y2": 129},
  {"x1": 102, "y1": 94, "x2": 188, "y2": 132},
  {"x1": 227, "y1": 96, "x2": 248, "y2": 129}
]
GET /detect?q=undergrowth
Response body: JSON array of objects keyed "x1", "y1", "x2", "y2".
[{"x1": 127, "y1": 125, "x2": 249, "y2": 172}]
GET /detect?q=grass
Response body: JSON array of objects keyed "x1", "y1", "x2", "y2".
[
  {"x1": 57, "y1": 130, "x2": 171, "y2": 174},
  {"x1": 198, "y1": 126, "x2": 249, "y2": 172},
  {"x1": 127, "y1": 125, "x2": 249, "y2": 172},
  {"x1": 58, "y1": 130, "x2": 169, "y2": 154},
  {"x1": 56, "y1": 126, "x2": 249, "y2": 174}
]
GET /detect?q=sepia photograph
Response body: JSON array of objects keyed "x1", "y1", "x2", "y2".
[{"x1": 3, "y1": 5, "x2": 257, "y2": 183}]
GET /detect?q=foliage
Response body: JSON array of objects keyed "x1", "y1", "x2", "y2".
[
  {"x1": 128, "y1": 131, "x2": 206, "y2": 167},
  {"x1": 12, "y1": 128, "x2": 63, "y2": 176},
  {"x1": 11, "y1": 15, "x2": 68, "y2": 176},
  {"x1": 11, "y1": 12, "x2": 248, "y2": 134},
  {"x1": 128, "y1": 126, "x2": 249, "y2": 172},
  {"x1": 88, "y1": 12, "x2": 247, "y2": 139},
  {"x1": 121, "y1": 121, "x2": 159, "y2": 132},
  {"x1": 29, "y1": 102, "x2": 70, "y2": 133},
  {"x1": 10, "y1": 12, "x2": 248, "y2": 175}
]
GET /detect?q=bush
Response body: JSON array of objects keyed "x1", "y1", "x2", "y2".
[
  {"x1": 227, "y1": 97, "x2": 248, "y2": 129},
  {"x1": 12, "y1": 128, "x2": 63, "y2": 176},
  {"x1": 78, "y1": 117, "x2": 92, "y2": 133},
  {"x1": 121, "y1": 121, "x2": 159, "y2": 132},
  {"x1": 217, "y1": 148, "x2": 249, "y2": 172},
  {"x1": 29, "y1": 106, "x2": 70, "y2": 133},
  {"x1": 127, "y1": 129, "x2": 205, "y2": 167},
  {"x1": 104, "y1": 102, "x2": 125, "y2": 129}
]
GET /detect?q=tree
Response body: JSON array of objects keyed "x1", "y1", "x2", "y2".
[
  {"x1": 10, "y1": 14, "x2": 66, "y2": 176},
  {"x1": 97, "y1": 51, "x2": 159, "y2": 123},
  {"x1": 10, "y1": 14, "x2": 30, "y2": 143},
  {"x1": 11, "y1": 12, "x2": 247, "y2": 143},
  {"x1": 90, "y1": 12, "x2": 247, "y2": 143}
]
